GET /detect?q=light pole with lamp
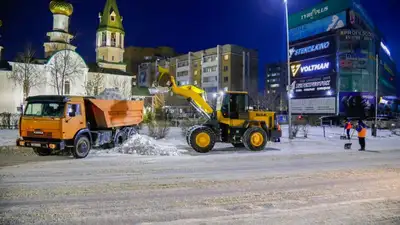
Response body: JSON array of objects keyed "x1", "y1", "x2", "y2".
[{"x1": 284, "y1": 0, "x2": 293, "y2": 139}]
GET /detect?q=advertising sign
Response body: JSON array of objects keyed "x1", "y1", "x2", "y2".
[
  {"x1": 339, "y1": 92, "x2": 376, "y2": 118},
  {"x1": 288, "y1": 0, "x2": 351, "y2": 29},
  {"x1": 338, "y1": 29, "x2": 374, "y2": 41},
  {"x1": 291, "y1": 97, "x2": 336, "y2": 114},
  {"x1": 290, "y1": 11, "x2": 347, "y2": 42},
  {"x1": 291, "y1": 56, "x2": 336, "y2": 98},
  {"x1": 289, "y1": 35, "x2": 336, "y2": 61}
]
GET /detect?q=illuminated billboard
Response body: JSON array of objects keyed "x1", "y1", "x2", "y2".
[
  {"x1": 289, "y1": 11, "x2": 346, "y2": 42},
  {"x1": 290, "y1": 56, "x2": 337, "y2": 98},
  {"x1": 289, "y1": 35, "x2": 336, "y2": 61}
]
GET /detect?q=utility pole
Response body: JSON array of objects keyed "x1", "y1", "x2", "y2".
[
  {"x1": 373, "y1": 54, "x2": 379, "y2": 137},
  {"x1": 284, "y1": 0, "x2": 293, "y2": 139}
]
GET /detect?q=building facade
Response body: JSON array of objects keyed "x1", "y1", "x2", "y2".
[
  {"x1": 137, "y1": 44, "x2": 259, "y2": 102},
  {"x1": 265, "y1": 62, "x2": 288, "y2": 111},
  {"x1": 287, "y1": 0, "x2": 398, "y2": 117}
]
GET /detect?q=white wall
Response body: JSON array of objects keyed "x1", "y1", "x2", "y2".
[
  {"x1": 0, "y1": 71, "x2": 24, "y2": 113},
  {"x1": 88, "y1": 72, "x2": 132, "y2": 98}
]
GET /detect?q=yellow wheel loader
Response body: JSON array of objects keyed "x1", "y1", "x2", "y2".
[{"x1": 156, "y1": 66, "x2": 282, "y2": 153}]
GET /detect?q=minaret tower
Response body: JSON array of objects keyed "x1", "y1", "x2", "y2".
[
  {"x1": 44, "y1": 0, "x2": 76, "y2": 58},
  {"x1": 96, "y1": 0, "x2": 126, "y2": 72}
]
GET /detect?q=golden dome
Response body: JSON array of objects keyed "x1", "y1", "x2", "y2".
[{"x1": 49, "y1": 0, "x2": 73, "y2": 16}]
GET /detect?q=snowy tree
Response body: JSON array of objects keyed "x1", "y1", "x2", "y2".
[
  {"x1": 85, "y1": 73, "x2": 104, "y2": 96},
  {"x1": 47, "y1": 48, "x2": 84, "y2": 95},
  {"x1": 8, "y1": 44, "x2": 43, "y2": 99},
  {"x1": 251, "y1": 91, "x2": 281, "y2": 112},
  {"x1": 111, "y1": 76, "x2": 131, "y2": 98}
]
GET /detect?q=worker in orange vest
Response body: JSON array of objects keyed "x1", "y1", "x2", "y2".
[
  {"x1": 344, "y1": 119, "x2": 352, "y2": 140},
  {"x1": 356, "y1": 120, "x2": 367, "y2": 151}
]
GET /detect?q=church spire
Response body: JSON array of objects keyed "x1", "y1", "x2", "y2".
[
  {"x1": 98, "y1": 0, "x2": 124, "y2": 34},
  {"x1": 95, "y1": 0, "x2": 126, "y2": 72}
]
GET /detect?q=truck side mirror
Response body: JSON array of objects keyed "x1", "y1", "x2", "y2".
[{"x1": 69, "y1": 111, "x2": 76, "y2": 117}]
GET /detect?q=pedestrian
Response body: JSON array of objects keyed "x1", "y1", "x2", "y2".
[
  {"x1": 356, "y1": 120, "x2": 367, "y2": 151},
  {"x1": 344, "y1": 119, "x2": 352, "y2": 140}
]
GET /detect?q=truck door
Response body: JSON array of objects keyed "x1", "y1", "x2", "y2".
[{"x1": 64, "y1": 103, "x2": 86, "y2": 140}]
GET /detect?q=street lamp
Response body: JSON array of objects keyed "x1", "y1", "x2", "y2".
[{"x1": 284, "y1": 0, "x2": 293, "y2": 139}]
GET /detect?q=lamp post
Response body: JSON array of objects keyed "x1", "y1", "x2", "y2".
[{"x1": 284, "y1": 0, "x2": 293, "y2": 139}]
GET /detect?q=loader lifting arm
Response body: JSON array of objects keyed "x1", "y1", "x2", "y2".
[{"x1": 157, "y1": 66, "x2": 214, "y2": 119}]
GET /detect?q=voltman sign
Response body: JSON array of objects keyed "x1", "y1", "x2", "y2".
[
  {"x1": 289, "y1": 36, "x2": 336, "y2": 61},
  {"x1": 290, "y1": 56, "x2": 337, "y2": 98},
  {"x1": 289, "y1": 0, "x2": 352, "y2": 29}
]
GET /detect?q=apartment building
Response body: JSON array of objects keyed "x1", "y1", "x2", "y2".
[{"x1": 138, "y1": 44, "x2": 259, "y2": 101}]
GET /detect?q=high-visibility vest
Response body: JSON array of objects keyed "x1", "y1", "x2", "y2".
[
  {"x1": 346, "y1": 122, "x2": 352, "y2": 130},
  {"x1": 358, "y1": 127, "x2": 367, "y2": 138},
  {"x1": 277, "y1": 124, "x2": 281, "y2": 131}
]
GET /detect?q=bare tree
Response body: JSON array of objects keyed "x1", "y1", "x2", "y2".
[
  {"x1": 7, "y1": 44, "x2": 42, "y2": 99},
  {"x1": 252, "y1": 91, "x2": 281, "y2": 112},
  {"x1": 47, "y1": 46, "x2": 83, "y2": 95},
  {"x1": 85, "y1": 73, "x2": 104, "y2": 96},
  {"x1": 111, "y1": 76, "x2": 131, "y2": 98}
]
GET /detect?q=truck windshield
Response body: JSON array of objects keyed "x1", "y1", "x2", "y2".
[{"x1": 24, "y1": 102, "x2": 65, "y2": 117}]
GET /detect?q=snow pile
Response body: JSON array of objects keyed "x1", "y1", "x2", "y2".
[
  {"x1": 96, "y1": 88, "x2": 125, "y2": 100},
  {"x1": 112, "y1": 134, "x2": 183, "y2": 156}
]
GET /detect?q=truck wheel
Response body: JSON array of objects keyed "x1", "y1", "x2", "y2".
[
  {"x1": 232, "y1": 143, "x2": 245, "y2": 148},
  {"x1": 243, "y1": 127, "x2": 267, "y2": 151},
  {"x1": 33, "y1": 147, "x2": 52, "y2": 156},
  {"x1": 72, "y1": 136, "x2": 91, "y2": 159},
  {"x1": 188, "y1": 126, "x2": 216, "y2": 153}
]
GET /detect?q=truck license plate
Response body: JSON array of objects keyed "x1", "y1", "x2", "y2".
[{"x1": 31, "y1": 143, "x2": 41, "y2": 147}]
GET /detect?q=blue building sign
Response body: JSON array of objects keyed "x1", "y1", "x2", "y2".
[
  {"x1": 289, "y1": 35, "x2": 336, "y2": 62},
  {"x1": 289, "y1": 11, "x2": 347, "y2": 42}
]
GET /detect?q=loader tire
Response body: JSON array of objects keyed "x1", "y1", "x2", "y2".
[
  {"x1": 188, "y1": 126, "x2": 216, "y2": 153},
  {"x1": 186, "y1": 125, "x2": 200, "y2": 145},
  {"x1": 243, "y1": 127, "x2": 267, "y2": 151}
]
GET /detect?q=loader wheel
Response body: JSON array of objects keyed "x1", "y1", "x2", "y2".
[
  {"x1": 232, "y1": 143, "x2": 245, "y2": 148},
  {"x1": 33, "y1": 147, "x2": 52, "y2": 156},
  {"x1": 186, "y1": 125, "x2": 200, "y2": 145},
  {"x1": 72, "y1": 136, "x2": 91, "y2": 159},
  {"x1": 243, "y1": 127, "x2": 267, "y2": 151},
  {"x1": 188, "y1": 126, "x2": 216, "y2": 153}
]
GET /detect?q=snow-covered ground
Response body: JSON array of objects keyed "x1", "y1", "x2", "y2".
[{"x1": 1, "y1": 126, "x2": 399, "y2": 156}]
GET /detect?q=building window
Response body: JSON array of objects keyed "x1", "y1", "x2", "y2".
[
  {"x1": 111, "y1": 33, "x2": 116, "y2": 47},
  {"x1": 194, "y1": 62, "x2": 198, "y2": 67},
  {"x1": 112, "y1": 56, "x2": 115, "y2": 61},
  {"x1": 224, "y1": 66, "x2": 228, "y2": 72},
  {"x1": 64, "y1": 81, "x2": 70, "y2": 95},
  {"x1": 203, "y1": 55, "x2": 217, "y2": 63},
  {"x1": 224, "y1": 55, "x2": 229, "y2": 60},
  {"x1": 224, "y1": 77, "x2": 228, "y2": 82},
  {"x1": 119, "y1": 34, "x2": 122, "y2": 48},
  {"x1": 203, "y1": 65, "x2": 217, "y2": 73},
  {"x1": 194, "y1": 70, "x2": 198, "y2": 75},
  {"x1": 177, "y1": 60, "x2": 189, "y2": 67},
  {"x1": 177, "y1": 70, "x2": 189, "y2": 77},
  {"x1": 270, "y1": 84, "x2": 279, "y2": 88},
  {"x1": 203, "y1": 76, "x2": 217, "y2": 83},
  {"x1": 101, "y1": 32, "x2": 106, "y2": 46}
]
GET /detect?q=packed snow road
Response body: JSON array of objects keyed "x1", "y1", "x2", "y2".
[{"x1": 1, "y1": 149, "x2": 400, "y2": 225}]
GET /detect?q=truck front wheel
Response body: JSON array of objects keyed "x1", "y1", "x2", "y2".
[
  {"x1": 33, "y1": 147, "x2": 52, "y2": 156},
  {"x1": 72, "y1": 136, "x2": 91, "y2": 159}
]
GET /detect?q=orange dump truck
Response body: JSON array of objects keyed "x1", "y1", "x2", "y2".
[{"x1": 16, "y1": 95, "x2": 144, "y2": 158}]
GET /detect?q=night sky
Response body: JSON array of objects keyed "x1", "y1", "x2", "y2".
[{"x1": 1, "y1": 0, "x2": 399, "y2": 94}]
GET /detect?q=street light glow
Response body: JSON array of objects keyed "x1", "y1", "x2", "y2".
[{"x1": 327, "y1": 90, "x2": 332, "y2": 96}]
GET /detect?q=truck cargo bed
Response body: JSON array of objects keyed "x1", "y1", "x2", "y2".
[{"x1": 85, "y1": 99, "x2": 144, "y2": 129}]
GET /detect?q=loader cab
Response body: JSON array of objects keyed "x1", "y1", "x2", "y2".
[{"x1": 217, "y1": 91, "x2": 250, "y2": 120}]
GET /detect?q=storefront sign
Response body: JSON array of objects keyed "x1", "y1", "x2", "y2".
[
  {"x1": 291, "y1": 97, "x2": 336, "y2": 114},
  {"x1": 339, "y1": 29, "x2": 374, "y2": 41},
  {"x1": 290, "y1": 11, "x2": 347, "y2": 42},
  {"x1": 289, "y1": 36, "x2": 336, "y2": 61},
  {"x1": 291, "y1": 56, "x2": 335, "y2": 78},
  {"x1": 289, "y1": 0, "x2": 351, "y2": 29}
]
